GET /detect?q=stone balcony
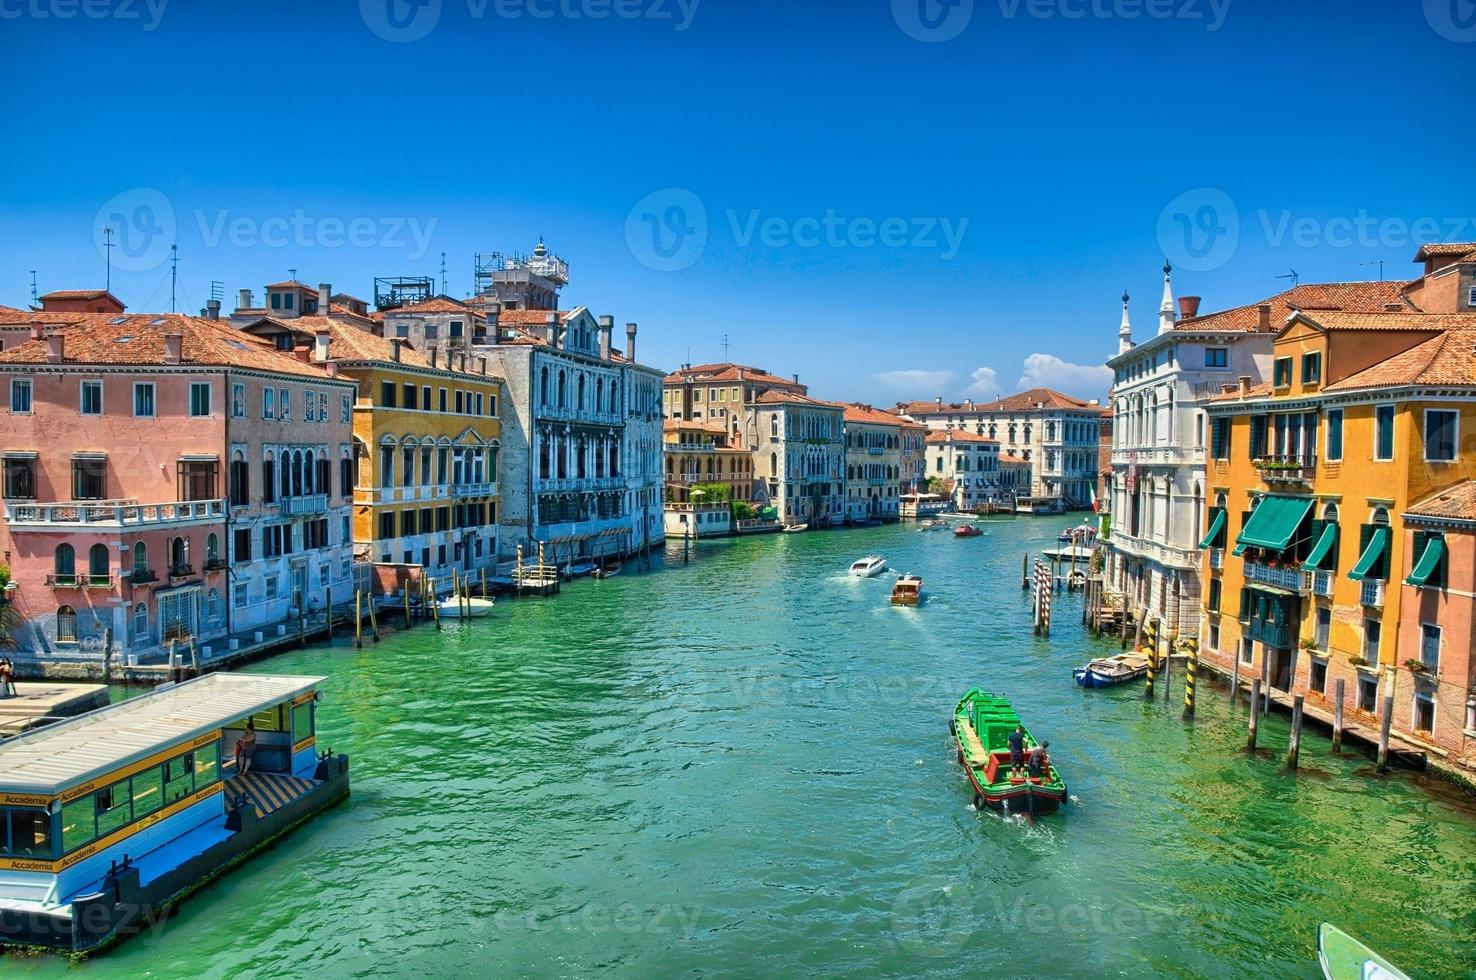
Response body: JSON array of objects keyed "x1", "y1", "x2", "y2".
[
  {"x1": 280, "y1": 493, "x2": 329, "y2": 516},
  {"x1": 1110, "y1": 445, "x2": 1206, "y2": 467},
  {"x1": 450, "y1": 481, "x2": 498, "y2": 498},
  {"x1": 5, "y1": 498, "x2": 225, "y2": 530},
  {"x1": 1253, "y1": 454, "x2": 1317, "y2": 485},
  {"x1": 1243, "y1": 558, "x2": 1311, "y2": 594}
]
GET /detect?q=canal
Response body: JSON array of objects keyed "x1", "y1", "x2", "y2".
[{"x1": 10, "y1": 519, "x2": 1476, "y2": 977}]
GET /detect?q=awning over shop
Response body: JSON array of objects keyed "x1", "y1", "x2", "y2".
[
  {"x1": 1197, "y1": 509, "x2": 1226, "y2": 550},
  {"x1": 1405, "y1": 534, "x2": 1446, "y2": 587},
  {"x1": 1347, "y1": 526, "x2": 1389, "y2": 581},
  {"x1": 1300, "y1": 523, "x2": 1338, "y2": 572},
  {"x1": 1235, "y1": 495, "x2": 1314, "y2": 552}
]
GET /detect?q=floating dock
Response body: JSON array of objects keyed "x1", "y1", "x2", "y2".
[{"x1": 0, "y1": 683, "x2": 109, "y2": 738}]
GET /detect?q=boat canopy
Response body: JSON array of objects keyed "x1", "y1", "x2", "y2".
[
  {"x1": 1234, "y1": 495, "x2": 1313, "y2": 552},
  {"x1": 1405, "y1": 532, "x2": 1446, "y2": 588},
  {"x1": 1301, "y1": 522, "x2": 1338, "y2": 572},
  {"x1": 1197, "y1": 508, "x2": 1226, "y2": 549},
  {"x1": 1347, "y1": 526, "x2": 1389, "y2": 581}
]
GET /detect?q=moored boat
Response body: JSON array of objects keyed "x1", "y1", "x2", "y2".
[
  {"x1": 1072, "y1": 653, "x2": 1150, "y2": 688},
  {"x1": 782, "y1": 523, "x2": 808, "y2": 533},
  {"x1": 437, "y1": 595, "x2": 495, "y2": 618},
  {"x1": 592, "y1": 562, "x2": 622, "y2": 579},
  {"x1": 952, "y1": 689, "x2": 1066, "y2": 814},
  {"x1": 890, "y1": 574, "x2": 923, "y2": 605},
  {"x1": 1318, "y1": 923, "x2": 1409, "y2": 980},
  {"x1": 848, "y1": 555, "x2": 887, "y2": 577}
]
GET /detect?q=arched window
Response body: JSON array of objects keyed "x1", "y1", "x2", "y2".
[
  {"x1": 577, "y1": 374, "x2": 586, "y2": 411},
  {"x1": 770, "y1": 453, "x2": 778, "y2": 477},
  {"x1": 303, "y1": 449, "x2": 315, "y2": 494},
  {"x1": 170, "y1": 536, "x2": 188, "y2": 573},
  {"x1": 133, "y1": 541, "x2": 148, "y2": 576},
  {"x1": 596, "y1": 377, "x2": 604, "y2": 411},
  {"x1": 263, "y1": 450, "x2": 277, "y2": 504},
  {"x1": 540, "y1": 367, "x2": 549, "y2": 406},
  {"x1": 54, "y1": 544, "x2": 75, "y2": 583},
  {"x1": 341, "y1": 454, "x2": 354, "y2": 497},
  {"x1": 558, "y1": 371, "x2": 567, "y2": 409},
  {"x1": 56, "y1": 605, "x2": 77, "y2": 643},
  {"x1": 206, "y1": 533, "x2": 220, "y2": 563},
  {"x1": 292, "y1": 450, "x2": 304, "y2": 497},
  {"x1": 1323, "y1": 502, "x2": 1339, "y2": 523},
  {"x1": 280, "y1": 451, "x2": 292, "y2": 500},
  {"x1": 132, "y1": 602, "x2": 148, "y2": 640},
  {"x1": 88, "y1": 543, "x2": 109, "y2": 583},
  {"x1": 1372, "y1": 506, "x2": 1389, "y2": 526},
  {"x1": 610, "y1": 382, "x2": 619, "y2": 414}
]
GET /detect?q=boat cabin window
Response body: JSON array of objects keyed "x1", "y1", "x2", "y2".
[
  {"x1": 2, "y1": 807, "x2": 53, "y2": 858},
  {"x1": 57, "y1": 743, "x2": 222, "y2": 856},
  {"x1": 292, "y1": 699, "x2": 315, "y2": 744}
]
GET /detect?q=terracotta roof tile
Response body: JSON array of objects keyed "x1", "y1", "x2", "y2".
[
  {"x1": 384, "y1": 297, "x2": 479, "y2": 316},
  {"x1": 1296, "y1": 311, "x2": 1476, "y2": 332},
  {"x1": 1406, "y1": 482, "x2": 1476, "y2": 521},
  {"x1": 753, "y1": 390, "x2": 840, "y2": 408},
  {"x1": 998, "y1": 453, "x2": 1029, "y2": 464},
  {"x1": 1178, "y1": 281, "x2": 1412, "y2": 333},
  {"x1": 664, "y1": 362, "x2": 802, "y2": 390},
  {"x1": 841, "y1": 402, "x2": 904, "y2": 426},
  {"x1": 924, "y1": 429, "x2": 997, "y2": 445},
  {"x1": 1322, "y1": 330, "x2": 1476, "y2": 391},
  {"x1": 264, "y1": 280, "x2": 317, "y2": 293},
  {"x1": 38, "y1": 289, "x2": 118, "y2": 301},
  {"x1": 1414, "y1": 243, "x2": 1476, "y2": 260}
]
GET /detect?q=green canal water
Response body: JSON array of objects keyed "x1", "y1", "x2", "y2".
[{"x1": 10, "y1": 519, "x2": 1476, "y2": 978}]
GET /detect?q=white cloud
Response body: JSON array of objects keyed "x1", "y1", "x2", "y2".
[
  {"x1": 1016, "y1": 353, "x2": 1113, "y2": 400},
  {"x1": 874, "y1": 369, "x2": 956, "y2": 395},
  {"x1": 964, "y1": 366, "x2": 1001, "y2": 398}
]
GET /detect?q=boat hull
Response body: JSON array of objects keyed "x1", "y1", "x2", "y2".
[
  {"x1": 1072, "y1": 667, "x2": 1146, "y2": 688},
  {"x1": 952, "y1": 689, "x2": 1067, "y2": 815},
  {"x1": 437, "y1": 599, "x2": 494, "y2": 618}
]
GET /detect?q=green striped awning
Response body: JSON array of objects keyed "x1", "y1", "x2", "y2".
[
  {"x1": 1198, "y1": 509, "x2": 1226, "y2": 550},
  {"x1": 1406, "y1": 534, "x2": 1446, "y2": 587},
  {"x1": 1347, "y1": 527, "x2": 1388, "y2": 581},
  {"x1": 1235, "y1": 495, "x2": 1314, "y2": 552},
  {"x1": 1301, "y1": 522, "x2": 1337, "y2": 572}
]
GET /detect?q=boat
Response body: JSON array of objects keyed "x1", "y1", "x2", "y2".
[
  {"x1": 849, "y1": 555, "x2": 887, "y2": 578},
  {"x1": 1073, "y1": 653, "x2": 1150, "y2": 688},
  {"x1": 592, "y1": 562, "x2": 622, "y2": 579},
  {"x1": 890, "y1": 574, "x2": 923, "y2": 605},
  {"x1": 437, "y1": 595, "x2": 495, "y2": 618},
  {"x1": 954, "y1": 524, "x2": 982, "y2": 538},
  {"x1": 1318, "y1": 923, "x2": 1410, "y2": 980},
  {"x1": 952, "y1": 689, "x2": 1067, "y2": 814},
  {"x1": 782, "y1": 523, "x2": 809, "y2": 533}
]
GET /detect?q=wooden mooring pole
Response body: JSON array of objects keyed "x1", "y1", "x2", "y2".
[
  {"x1": 354, "y1": 590, "x2": 364, "y2": 648},
  {"x1": 1230, "y1": 653, "x2": 1240, "y2": 706},
  {"x1": 1286, "y1": 695, "x2": 1304, "y2": 770},
  {"x1": 1247, "y1": 678, "x2": 1261, "y2": 751},
  {"x1": 1183, "y1": 641, "x2": 1198, "y2": 719},
  {"x1": 1331, "y1": 678, "x2": 1345, "y2": 753},
  {"x1": 430, "y1": 578, "x2": 442, "y2": 630},
  {"x1": 1377, "y1": 695, "x2": 1393, "y2": 772},
  {"x1": 1021, "y1": 552, "x2": 1029, "y2": 590},
  {"x1": 366, "y1": 591, "x2": 380, "y2": 642}
]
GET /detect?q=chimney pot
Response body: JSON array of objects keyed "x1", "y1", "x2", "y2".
[
  {"x1": 205, "y1": 298, "x2": 221, "y2": 321},
  {"x1": 45, "y1": 333, "x2": 64, "y2": 363},
  {"x1": 624, "y1": 322, "x2": 637, "y2": 363},
  {"x1": 163, "y1": 333, "x2": 184, "y2": 365},
  {"x1": 29, "y1": 319, "x2": 44, "y2": 341},
  {"x1": 598, "y1": 314, "x2": 614, "y2": 361},
  {"x1": 313, "y1": 331, "x2": 331, "y2": 363},
  {"x1": 1238, "y1": 376, "x2": 1251, "y2": 398},
  {"x1": 1178, "y1": 296, "x2": 1201, "y2": 319},
  {"x1": 1257, "y1": 303, "x2": 1272, "y2": 331},
  {"x1": 390, "y1": 338, "x2": 403, "y2": 363},
  {"x1": 427, "y1": 344, "x2": 437, "y2": 368},
  {"x1": 238, "y1": 288, "x2": 253, "y2": 310},
  {"x1": 318, "y1": 283, "x2": 332, "y2": 313}
]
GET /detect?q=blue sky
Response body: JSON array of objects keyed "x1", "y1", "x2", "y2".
[{"x1": 2, "y1": 0, "x2": 1472, "y2": 405}]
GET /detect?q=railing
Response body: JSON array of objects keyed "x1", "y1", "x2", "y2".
[
  {"x1": 539, "y1": 476, "x2": 622, "y2": 493},
  {"x1": 451, "y1": 482, "x2": 497, "y2": 498},
  {"x1": 1312, "y1": 571, "x2": 1333, "y2": 597},
  {"x1": 867, "y1": 446, "x2": 885, "y2": 455},
  {"x1": 1253, "y1": 454, "x2": 1317, "y2": 484},
  {"x1": 45, "y1": 573, "x2": 114, "y2": 589},
  {"x1": 130, "y1": 568, "x2": 158, "y2": 585},
  {"x1": 281, "y1": 493, "x2": 329, "y2": 516},
  {"x1": 204, "y1": 558, "x2": 227, "y2": 572},
  {"x1": 1209, "y1": 548, "x2": 1223, "y2": 570},
  {"x1": 1247, "y1": 618, "x2": 1295, "y2": 649},
  {"x1": 169, "y1": 564, "x2": 194, "y2": 579},
  {"x1": 1244, "y1": 559, "x2": 1311, "y2": 593},
  {"x1": 6, "y1": 498, "x2": 225, "y2": 528},
  {"x1": 669, "y1": 442, "x2": 717, "y2": 452},
  {"x1": 1360, "y1": 578, "x2": 1385, "y2": 608}
]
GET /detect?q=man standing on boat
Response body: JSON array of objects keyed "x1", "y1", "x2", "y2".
[
  {"x1": 1008, "y1": 725, "x2": 1026, "y2": 776},
  {"x1": 1027, "y1": 741, "x2": 1050, "y2": 780}
]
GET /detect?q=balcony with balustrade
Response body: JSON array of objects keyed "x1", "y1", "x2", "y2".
[
  {"x1": 1253, "y1": 454, "x2": 1317, "y2": 485},
  {"x1": 280, "y1": 493, "x2": 329, "y2": 516},
  {"x1": 451, "y1": 481, "x2": 498, "y2": 498},
  {"x1": 6, "y1": 499, "x2": 225, "y2": 530},
  {"x1": 1243, "y1": 558, "x2": 1312, "y2": 594},
  {"x1": 1359, "y1": 578, "x2": 1386, "y2": 608}
]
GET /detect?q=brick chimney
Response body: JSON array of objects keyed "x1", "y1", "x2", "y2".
[
  {"x1": 545, "y1": 312, "x2": 560, "y2": 347},
  {"x1": 1178, "y1": 296, "x2": 1201, "y2": 319},
  {"x1": 318, "y1": 283, "x2": 332, "y2": 314},
  {"x1": 1257, "y1": 304, "x2": 1272, "y2": 331},
  {"x1": 204, "y1": 298, "x2": 221, "y2": 320},
  {"x1": 427, "y1": 344, "x2": 438, "y2": 368},
  {"x1": 238, "y1": 288, "x2": 253, "y2": 311},
  {"x1": 1238, "y1": 376, "x2": 1251, "y2": 398},
  {"x1": 625, "y1": 322, "x2": 638, "y2": 363},
  {"x1": 598, "y1": 314, "x2": 614, "y2": 361},
  {"x1": 390, "y1": 338, "x2": 403, "y2": 363},
  {"x1": 45, "y1": 333, "x2": 64, "y2": 363},
  {"x1": 29, "y1": 320, "x2": 44, "y2": 341},
  {"x1": 163, "y1": 333, "x2": 184, "y2": 364},
  {"x1": 313, "y1": 331, "x2": 331, "y2": 363}
]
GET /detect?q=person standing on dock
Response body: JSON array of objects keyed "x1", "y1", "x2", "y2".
[
  {"x1": 236, "y1": 720, "x2": 258, "y2": 775},
  {"x1": 0, "y1": 657, "x2": 14, "y2": 698},
  {"x1": 1008, "y1": 725, "x2": 1026, "y2": 776}
]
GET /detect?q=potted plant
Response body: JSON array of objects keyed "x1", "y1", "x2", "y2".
[
  {"x1": 1403, "y1": 658, "x2": 1430, "y2": 675},
  {"x1": 1347, "y1": 655, "x2": 1369, "y2": 668},
  {"x1": 1299, "y1": 638, "x2": 1319, "y2": 653}
]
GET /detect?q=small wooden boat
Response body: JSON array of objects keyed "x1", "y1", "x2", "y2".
[
  {"x1": 1073, "y1": 653, "x2": 1150, "y2": 688},
  {"x1": 952, "y1": 689, "x2": 1066, "y2": 814},
  {"x1": 848, "y1": 555, "x2": 887, "y2": 578},
  {"x1": 592, "y1": 562, "x2": 622, "y2": 580},
  {"x1": 953, "y1": 524, "x2": 982, "y2": 538},
  {"x1": 852, "y1": 518, "x2": 883, "y2": 528},
  {"x1": 1318, "y1": 923, "x2": 1409, "y2": 980},
  {"x1": 437, "y1": 595, "x2": 494, "y2": 618},
  {"x1": 890, "y1": 574, "x2": 922, "y2": 606},
  {"x1": 782, "y1": 523, "x2": 809, "y2": 533}
]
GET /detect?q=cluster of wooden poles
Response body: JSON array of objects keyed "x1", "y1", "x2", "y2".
[{"x1": 349, "y1": 566, "x2": 493, "y2": 648}]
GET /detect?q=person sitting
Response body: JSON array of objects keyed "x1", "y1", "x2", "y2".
[
  {"x1": 235, "y1": 720, "x2": 258, "y2": 776},
  {"x1": 1027, "y1": 741, "x2": 1050, "y2": 780}
]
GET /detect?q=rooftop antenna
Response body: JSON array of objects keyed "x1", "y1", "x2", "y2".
[
  {"x1": 1361, "y1": 259, "x2": 1384, "y2": 282},
  {"x1": 29, "y1": 270, "x2": 37, "y2": 307},
  {"x1": 440, "y1": 252, "x2": 447, "y2": 295},
  {"x1": 721, "y1": 333, "x2": 729, "y2": 361},
  {"x1": 288, "y1": 267, "x2": 298, "y2": 283},
  {"x1": 103, "y1": 225, "x2": 114, "y2": 291},
  {"x1": 210, "y1": 280, "x2": 224, "y2": 304},
  {"x1": 1276, "y1": 268, "x2": 1300, "y2": 288},
  {"x1": 169, "y1": 244, "x2": 179, "y2": 313}
]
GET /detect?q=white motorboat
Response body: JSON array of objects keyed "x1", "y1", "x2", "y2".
[
  {"x1": 437, "y1": 595, "x2": 494, "y2": 618},
  {"x1": 848, "y1": 555, "x2": 887, "y2": 578}
]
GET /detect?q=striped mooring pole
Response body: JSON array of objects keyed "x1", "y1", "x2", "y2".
[
  {"x1": 1144, "y1": 622, "x2": 1157, "y2": 701},
  {"x1": 1182, "y1": 639, "x2": 1199, "y2": 718}
]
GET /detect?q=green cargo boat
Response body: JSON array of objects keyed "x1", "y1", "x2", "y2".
[
  {"x1": 1317, "y1": 923, "x2": 1409, "y2": 980},
  {"x1": 952, "y1": 689, "x2": 1067, "y2": 814}
]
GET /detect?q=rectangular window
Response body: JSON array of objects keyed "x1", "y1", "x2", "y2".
[
  {"x1": 422, "y1": 386, "x2": 431, "y2": 411},
  {"x1": 1211, "y1": 417, "x2": 1231, "y2": 460},
  {"x1": 95, "y1": 779, "x2": 132, "y2": 838},
  {"x1": 9, "y1": 378, "x2": 31, "y2": 414},
  {"x1": 1204, "y1": 348, "x2": 1228, "y2": 368},
  {"x1": 1364, "y1": 617, "x2": 1382, "y2": 666},
  {"x1": 278, "y1": 388, "x2": 290, "y2": 420},
  {"x1": 133, "y1": 383, "x2": 156, "y2": 418},
  {"x1": 379, "y1": 511, "x2": 395, "y2": 540},
  {"x1": 439, "y1": 388, "x2": 448, "y2": 413},
  {"x1": 234, "y1": 581, "x2": 249, "y2": 608},
  {"x1": 1326, "y1": 409, "x2": 1343, "y2": 461},
  {"x1": 1207, "y1": 577, "x2": 1221, "y2": 612},
  {"x1": 1414, "y1": 692, "x2": 1435, "y2": 733},
  {"x1": 264, "y1": 388, "x2": 275, "y2": 419},
  {"x1": 1375, "y1": 405, "x2": 1395, "y2": 460},
  {"x1": 403, "y1": 383, "x2": 417, "y2": 410},
  {"x1": 455, "y1": 390, "x2": 465, "y2": 414},
  {"x1": 1301, "y1": 352, "x2": 1322, "y2": 385},
  {"x1": 475, "y1": 393, "x2": 484, "y2": 415},
  {"x1": 131, "y1": 766, "x2": 162, "y2": 818},
  {"x1": 80, "y1": 380, "x2": 103, "y2": 415},
  {"x1": 189, "y1": 382, "x2": 211, "y2": 417},
  {"x1": 1358, "y1": 676, "x2": 1377, "y2": 712},
  {"x1": 1273, "y1": 357, "x2": 1293, "y2": 387},
  {"x1": 3, "y1": 458, "x2": 36, "y2": 499},
  {"x1": 380, "y1": 381, "x2": 396, "y2": 408},
  {"x1": 72, "y1": 457, "x2": 106, "y2": 499},
  {"x1": 1240, "y1": 637, "x2": 1253, "y2": 666},
  {"x1": 342, "y1": 394, "x2": 352, "y2": 423},
  {"x1": 61, "y1": 797, "x2": 95, "y2": 853},
  {"x1": 401, "y1": 510, "x2": 416, "y2": 536},
  {"x1": 233, "y1": 527, "x2": 252, "y2": 561},
  {"x1": 1420, "y1": 623, "x2": 1441, "y2": 671},
  {"x1": 1315, "y1": 607, "x2": 1330, "y2": 650},
  {"x1": 1424, "y1": 409, "x2": 1458, "y2": 462},
  {"x1": 489, "y1": 394, "x2": 497, "y2": 417},
  {"x1": 232, "y1": 383, "x2": 246, "y2": 418},
  {"x1": 163, "y1": 752, "x2": 196, "y2": 805},
  {"x1": 1309, "y1": 659, "x2": 1328, "y2": 695}
]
